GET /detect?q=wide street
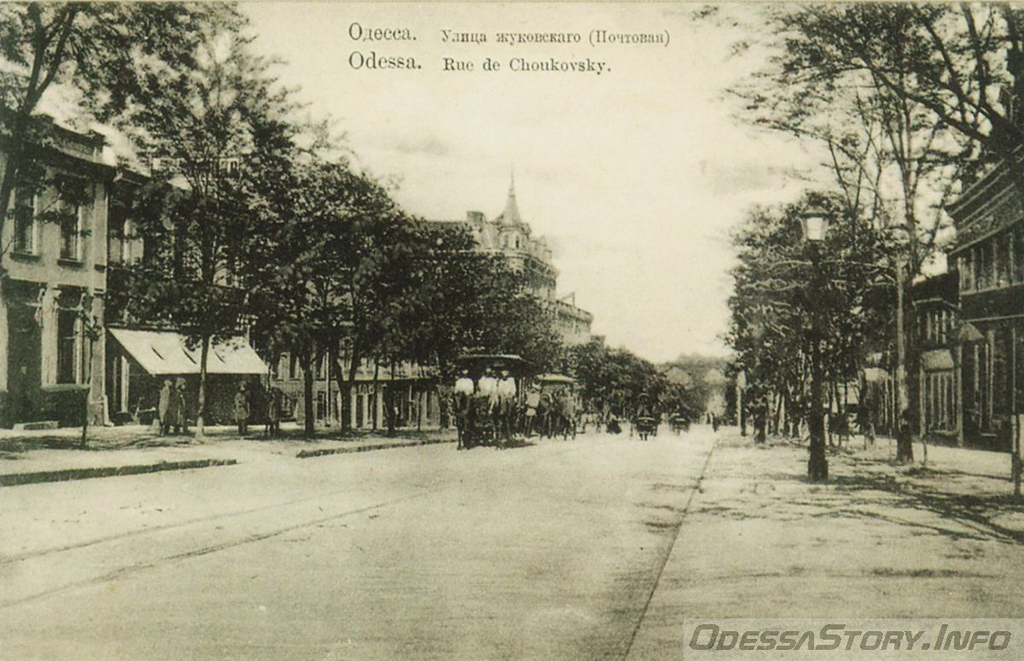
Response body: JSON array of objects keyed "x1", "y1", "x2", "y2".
[{"x1": 0, "y1": 428, "x2": 715, "y2": 660}]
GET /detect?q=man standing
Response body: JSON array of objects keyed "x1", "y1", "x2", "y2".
[
  {"x1": 173, "y1": 378, "x2": 188, "y2": 435},
  {"x1": 496, "y1": 369, "x2": 517, "y2": 439},
  {"x1": 754, "y1": 395, "x2": 768, "y2": 444},
  {"x1": 234, "y1": 382, "x2": 250, "y2": 436},
  {"x1": 266, "y1": 387, "x2": 282, "y2": 437},
  {"x1": 158, "y1": 379, "x2": 173, "y2": 435}
]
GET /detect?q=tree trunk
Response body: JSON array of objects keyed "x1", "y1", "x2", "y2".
[
  {"x1": 417, "y1": 383, "x2": 423, "y2": 431},
  {"x1": 0, "y1": 110, "x2": 31, "y2": 260},
  {"x1": 332, "y1": 342, "x2": 360, "y2": 432},
  {"x1": 195, "y1": 334, "x2": 211, "y2": 437},
  {"x1": 79, "y1": 329, "x2": 98, "y2": 447},
  {"x1": 302, "y1": 351, "x2": 315, "y2": 437},
  {"x1": 80, "y1": 384, "x2": 90, "y2": 448},
  {"x1": 386, "y1": 358, "x2": 398, "y2": 436},
  {"x1": 372, "y1": 360, "x2": 380, "y2": 431},
  {"x1": 895, "y1": 264, "x2": 914, "y2": 463}
]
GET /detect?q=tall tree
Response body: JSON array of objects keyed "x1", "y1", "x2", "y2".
[
  {"x1": 115, "y1": 17, "x2": 290, "y2": 435},
  {"x1": 0, "y1": 3, "x2": 231, "y2": 262},
  {"x1": 728, "y1": 193, "x2": 897, "y2": 440},
  {"x1": 734, "y1": 3, "x2": 981, "y2": 460}
]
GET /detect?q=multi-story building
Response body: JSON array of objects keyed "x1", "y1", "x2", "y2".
[
  {"x1": 0, "y1": 118, "x2": 112, "y2": 428},
  {"x1": 274, "y1": 178, "x2": 594, "y2": 430},
  {"x1": 946, "y1": 160, "x2": 1024, "y2": 450},
  {"x1": 910, "y1": 272, "x2": 960, "y2": 442},
  {"x1": 435, "y1": 178, "x2": 594, "y2": 345}
]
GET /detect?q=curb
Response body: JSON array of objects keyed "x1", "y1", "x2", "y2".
[
  {"x1": 296, "y1": 438, "x2": 455, "y2": 458},
  {"x1": 0, "y1": 458, "x2": 238, "y2": 488}
]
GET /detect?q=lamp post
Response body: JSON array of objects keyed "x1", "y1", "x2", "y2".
[{"x1": 801, "y1": 206, "x2": 829, "y2": 482}]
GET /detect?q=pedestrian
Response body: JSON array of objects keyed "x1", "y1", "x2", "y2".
[
  {"x1": 478, "y1": 368, "x2": 498, "y2": 412},
  {"x1": 158, "y1": 378, "x2": 173, "y2": 435},
  {"x1": 754, "y1": 396, "x2": 768, "y2": 444},
  {"x1": 711, "y1": 412, "x2": 720, "y2": 432},
  {"x1": 266, "y1": 387, "x2": 282, "y2": 437},
  {"x1": 174, "y1": 377, "x2": 188, "y2": 434},
  {"x1": 234, "y1": 382, "x2": 250, "y2": 435},
  {"x1": 524, "y1": 384, "x2": 541, "y2": 437}
]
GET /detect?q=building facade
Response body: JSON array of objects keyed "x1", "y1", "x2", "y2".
[
  {"x1": 1, "y1": 119, "x2": 112, "y2": 427},
  {"x1": 911, "y1": 272, "x2": 960, "y2": 442},
  {"x1": 946, "y1": 162, "x2": 1024, "y2": 450},
  {"x1": 269, "y1": 353, "x2": 440, "y2": 430},
  {"x1": 435, "y1": 178, "x2": 594, "y2": 345}
]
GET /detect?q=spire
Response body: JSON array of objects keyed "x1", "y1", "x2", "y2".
[{"x1": 498, "y1": 167, "x2": 522, "y2": 225}]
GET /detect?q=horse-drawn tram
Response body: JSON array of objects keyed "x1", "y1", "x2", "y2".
[
  {"x1": 529, "y1": 373, "x2": 577, "y2": 439},
  {"x1": 452, "y1": 354, "x2": 529, "y2": 449}
]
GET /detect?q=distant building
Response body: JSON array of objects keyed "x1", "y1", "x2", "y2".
[
  {"x1": 0, "y1": 118, "x2": 112, "y2": 427},
  {"x1": 431, "y1": 176, "x2": 594, "y2": 345},
  {"x1": 268, "y1": 353, "x2": 439, "y2": 430}
]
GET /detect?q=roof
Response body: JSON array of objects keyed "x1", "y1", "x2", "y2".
[
  {"x1": 535, "y1": 373, "x2": 574, "y2": 384},
  {"x1": 454, "y1": 354, "x2": 528, "y2": 372},
  {"x1": 921, "y1": 349, "x2": 955, "y2": 372},
  {"x1": 946, "y1": 157, "x2": 1023, "y2": 256},
  {"x1": 495, "y1": 174, "x2": 523, "y2": 225},
  {"x1": 109, "y1": 328, "x2": 268, "y2": 376},
  {"x1": 910, "y1": 272, "x2": 958, "y2": 305}
]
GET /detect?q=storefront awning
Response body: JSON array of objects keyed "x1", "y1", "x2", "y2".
[
  {"x1": 863, "y1": 367, "x2": 888, "y2": 383},
  {"x1": 921, "y1": 348, "x2": 955, "y2": 372},
  {"x1": 109, "y1": 328, "x2": 268, "y2": 376}
]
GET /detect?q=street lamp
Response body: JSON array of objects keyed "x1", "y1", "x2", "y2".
[
  {"x1": 800, "y1": 207, "x2": 829, "y2": 243},
  {"x1": 800, "y1": 206, "x2": 829, "y2": 482}
]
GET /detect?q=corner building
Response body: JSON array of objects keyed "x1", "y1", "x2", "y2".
[
  {"x1": 437, "y1": 177, "x2": 594, "y2": 345},
  {"x1": 0, "y1": 119, "x2": 111, "y2": 427}
]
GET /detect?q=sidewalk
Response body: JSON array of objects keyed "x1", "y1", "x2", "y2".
[
  {"x1": 0, "y1": 423, "x2": 455, "y2": 486},
  {"x1": 629, "y1": 430, "x2": 1024, "y2": 658}
]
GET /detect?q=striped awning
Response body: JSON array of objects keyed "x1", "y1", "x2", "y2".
[{"x1": 109, "y1": 328, "x2": 267, "y2": 376}]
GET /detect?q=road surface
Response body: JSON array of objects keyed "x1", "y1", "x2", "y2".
[{"x1": 0, "y1": 427, "x2": 714, "y2": 660}]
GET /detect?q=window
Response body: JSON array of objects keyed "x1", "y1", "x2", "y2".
[
  {"x1": 997, "y1": 231, "x2": 1011, "y2": 287},
  {"x1": 961, "y1": 253, "x2": 973, "y2": 291},
  {"x1": 13, "y1": 188, "x2": 37, "y2": 254},
  {"x1": 60, "y1": 202, "x2": 81, "y2": 260},
  {"x1": 977, "y1": 243, "x2": 993, "y2": 289},
  {"x1": 56, "y1": 307, "x2": 79, "y2": 384},
  {"x1": 288, "y1": 353, "x2": 298, "y2": 380}
]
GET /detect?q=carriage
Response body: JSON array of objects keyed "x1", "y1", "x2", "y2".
[
  {"x1": 452, "y1": 354, "x2": 528, "y2": 449},
  {"x1": 531, "y1": 374, "x2": 577, "y2": 440},
  {"x1": 633, "y1": 394, "x2": 659, "y2": 441},
  {"x1": 668, "y1": 412, "x2": 691, "y2": 434}
]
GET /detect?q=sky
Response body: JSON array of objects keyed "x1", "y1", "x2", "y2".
[{"x1": 242, "y1": 2, "x2": 818, "y2": 364}]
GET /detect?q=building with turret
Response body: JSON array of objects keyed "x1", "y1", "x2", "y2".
[{"x1": 433, "y1": 177, "x2": 594, "y2": 345}]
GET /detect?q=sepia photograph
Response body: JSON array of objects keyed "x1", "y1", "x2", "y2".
[{"x1": 1, "y1": 1, "x2": 1023, "y2": 658}]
